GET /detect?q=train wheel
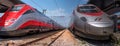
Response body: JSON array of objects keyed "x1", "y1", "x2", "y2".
[
  {"x1": 68, "y1": 25, "x2": 74, "y2": 33},
  {"x1": 71, "y1": 27, "x2": 80, "y2": 38},
  {"x1": 72, "y1": 28, "x2": 76, "y2": 35},
  {"x1": 28, "y1": 29, "x2": 39, "y2": 34}
]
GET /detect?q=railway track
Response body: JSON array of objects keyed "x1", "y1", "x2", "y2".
[
  {"x1": 0, "y1": 29, "x2": 65, "y2": 46},
  {"x1": 19, "y1": 30, "x2": 65, "y2": 46},
  {"x1": 0, "y1": 29, "x2": 117, "y2": 46},
  {"x1": 74, "y1": 32, "x2": 117, "y2": 46}
]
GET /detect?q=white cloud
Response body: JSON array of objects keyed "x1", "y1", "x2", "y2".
[
  {"x1": 46, "y1": 8, "x2": 69, "y2": 16},
  {"x1": 45, "y1": 8, "x2": 73, "y2": 28}
]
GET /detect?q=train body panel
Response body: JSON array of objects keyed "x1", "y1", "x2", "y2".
[
  {"x1": 0, "y1": 4, "x2": 64, "y2": 36},
  {"x1": 73, "y1": 4, "x2": 114, "y2": 40}
]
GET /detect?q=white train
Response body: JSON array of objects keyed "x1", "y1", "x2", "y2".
[{"x1": 72, "y1": 4, "x2": 114, "y2": 40}]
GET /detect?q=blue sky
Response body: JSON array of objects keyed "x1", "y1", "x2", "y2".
[{"x1": 21, "y1": 0, "x2": 89, "y2": 28}]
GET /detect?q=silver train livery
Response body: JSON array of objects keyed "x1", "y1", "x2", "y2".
[{"x1": 72, "y1": 4, "x2": 114, "y2": 40}]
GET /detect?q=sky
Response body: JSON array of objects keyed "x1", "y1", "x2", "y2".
[{"x1": 0, "y1": 0, "x2": 89, "y2": 28}]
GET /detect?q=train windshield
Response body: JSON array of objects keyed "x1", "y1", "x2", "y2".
[
  {"x1": 77, "y1": 6, "x2": 100, "y2": 13},
  {"x1": 10, "y1": 6, "x2": 23, "y2": 11}
]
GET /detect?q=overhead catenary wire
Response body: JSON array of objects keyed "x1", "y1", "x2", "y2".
[
  {"x1": 30, "y1": 0, "x2": 44, "y2": 10},
  {"x1": 30, "y1": 0, "x2": 48, "y2": 14},
  {"x1": 54, "y1": 0, "x2": 59, "y2": 9}
]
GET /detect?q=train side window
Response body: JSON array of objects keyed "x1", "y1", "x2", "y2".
[
  {"x1": 80, "y1": 17, "x2": 87, "y2": 22},
  {"x1": 23, "y1": 10, "x2": 35, "y2": 15}
]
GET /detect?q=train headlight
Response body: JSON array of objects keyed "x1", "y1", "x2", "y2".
[
  {"x1": 5, "y1": 18, "x2": 16, "y2": 26},
  {"x1": 80, "y1": 17, "x2": 87, "y2": 22}
]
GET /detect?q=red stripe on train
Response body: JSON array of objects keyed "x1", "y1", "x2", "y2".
[
  {"x1": 80, "y1": 11, "x2": 103, "y2": 16},
  {"x1": 18, "y1": 20, "x2": 53, "y2": 29}
]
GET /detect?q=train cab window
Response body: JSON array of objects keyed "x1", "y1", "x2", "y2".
[
  {"x1": 10, "y1": 6, "x2": 23, "y2": 11},
  {"x1": 77, "y1": 6, "x2": 100, "y2": 13},
  {"x1": 23, "y1": 10, "x2": 35, "y2": 14}
]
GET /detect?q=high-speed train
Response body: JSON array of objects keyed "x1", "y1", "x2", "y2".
[
  {"x1": 72, "y1": 4, "x2": 114, "y2": 40},
  {"x1": 0, "y1": 4, "x2": 64, "y2": 36}
]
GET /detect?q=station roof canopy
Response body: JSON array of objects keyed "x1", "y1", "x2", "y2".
[
  {"x1": 0, "y1": 0, "x2": 24, "y2": 7},
  {"x1": 0, "y1": 0, "x2": 24, "y2": 13}
]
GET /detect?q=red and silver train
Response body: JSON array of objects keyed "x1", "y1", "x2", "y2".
[
  {"x1": 0, "y1": 4, "x2": 64, "y2": 36},
  {"x1": 72, "y1": 4, "x2": 114, "y2": 40}
]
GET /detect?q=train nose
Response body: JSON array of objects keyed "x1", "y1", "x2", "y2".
[{"x1": 86, "y1": 22, "x2": 113, "y2": 36}]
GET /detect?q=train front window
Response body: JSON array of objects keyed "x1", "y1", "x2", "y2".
[
  {"x1": 10, "y1": 6, "x2": 23, "y2": 11},
  {"x1": 77, "y1": 6, "x2": 100, "y2": 13}
]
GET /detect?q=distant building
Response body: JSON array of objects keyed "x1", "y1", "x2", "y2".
[
  {"x1": 88, "y1": 0, "x2": 114, "y2": 10},
  {"x1": 88, "y1": 0, "x2": 120, "y2": 15}
]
